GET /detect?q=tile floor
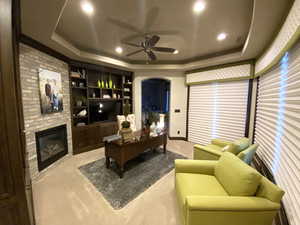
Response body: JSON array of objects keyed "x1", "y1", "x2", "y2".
[{"x1": 32, "y1": 140, "x2": 194, "y2": 225}]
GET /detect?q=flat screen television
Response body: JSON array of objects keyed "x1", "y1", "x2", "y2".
[{"x1": 89, "y1": 100, "x2": 122, "y2": 123}]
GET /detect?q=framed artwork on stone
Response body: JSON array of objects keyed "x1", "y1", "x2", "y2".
[{"x1": 38, "y1": 68, "x2": 63, "y2": 114}]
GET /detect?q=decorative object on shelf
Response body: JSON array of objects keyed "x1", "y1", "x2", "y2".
[
  {"x1": 124, "y1": 96, "x2": 130, "y2": 99},
  {"x1": 105, "y1": 80, "x2": 109, "y2": 88},
  {"x1": 81, "y1": 69, "x2": 86, "y2": 79},
  {"x1": 77, "y1": 109, "x2": 87, "y2": 117},
  {"x1": 72, "y1": 81, "x2": 76, "y2": 87},
  {"x1": 92, "y1": 92, "x2": 96, "y2": 98},
  {"x1": 38, "y1": 68, "x2": 63, "y2": 114},
  {"x1": 109, "y1": 79, "x2": 113, "y2": 89},
  {"x1": 79, "y1": 82, "x2": 85, "y2": 87},
  {"x1": 75, "y1": 95, "x2": 86, "y2": 107},
  {"x1": 71, "y1": 71, "x2": 81, "y2": 78},
  {"x1": 101, "y1": 80, "x2": 105, "y2": 88},
  {"x1": 113, "y1": 93, "x2": 117, "y2": 99},
  {"x1": 113, "y1": 84, "x2": 116, "y2": 89},
  {"x1": 76, "y1": 122, "x2": 86, "y2": 127},
  {"x1": 103, "y1": 94, "x2": 111, "y2": 99},
  {"x1": 97, "y1": 80, "x2": 101, "y2": 88}
]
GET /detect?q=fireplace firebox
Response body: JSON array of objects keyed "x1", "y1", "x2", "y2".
[{"x1": 35, "y1": 124, "x2": 68, "y2": 171}]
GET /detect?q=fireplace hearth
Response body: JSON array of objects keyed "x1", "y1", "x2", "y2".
[{"x1": 35, "y1": 125, "x2": 68, "y2": 171}]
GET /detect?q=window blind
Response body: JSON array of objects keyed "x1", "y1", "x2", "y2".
[
  {"x1": 254, "y1": 45, "x2": 300, "y2": 225},
  {"x1": 188, "y1": 80, "x2": 249, "y2": 145}
]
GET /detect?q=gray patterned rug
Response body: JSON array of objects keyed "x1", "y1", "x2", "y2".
[{"x1": 79, "y1": 149, "x2": 186, "y2": 209}]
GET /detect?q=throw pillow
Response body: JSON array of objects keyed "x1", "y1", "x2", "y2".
[{"x1": 215, "y1": 152, "x2": 262, "y2": 196}]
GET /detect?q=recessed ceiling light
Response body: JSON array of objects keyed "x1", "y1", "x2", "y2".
[
  {"x1": 81, "y1": 2, "x2": 94, "y2": 15},
  {"x1": 217, "y1": 33, "x2": 227, "y2": 41},
  {"x1": 115, "y1": 47, "x2": 123, "y2": 54},
  {"x1": 173, "y1": 50, "x2": 179, "y2": 54},
  {"x1": 193, "y1": 1, "x2": 206, "y2": 13}
]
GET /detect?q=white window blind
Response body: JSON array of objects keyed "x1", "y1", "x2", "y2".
[
  {"x1": 254, "y1": 46, "x2": 300, "y2": 225},
  {"x1": 188, "y1": 80, "x2": 249, "y2": 145}
]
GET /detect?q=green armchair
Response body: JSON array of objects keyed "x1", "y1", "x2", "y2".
[
  {"x1": 175, "y1": 152, "x2": 284, "y2": 225},
  {"x1": 193, "y1": 137, "x2": 258, "y2": 164}
]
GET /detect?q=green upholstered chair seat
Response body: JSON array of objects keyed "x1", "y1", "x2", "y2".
[
  {"x1": 176, "y1": 173, "x2": 228, "y2": 204},
  {"x1": 176, "y1": 173, "x2": 228, "y2": 221},
  {"x1": 175, "y1": 153, "x2": 284, "y2": 225}
]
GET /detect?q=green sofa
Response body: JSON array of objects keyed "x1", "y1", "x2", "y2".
[
  {"x1": 193, "y1": 137, "x2": 258, "y2": 164},
  {"x1": 175, "y1": 152, "x2": 284, "y2": 225}
]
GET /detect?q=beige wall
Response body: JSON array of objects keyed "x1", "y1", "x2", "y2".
[{"x1": 133, "y1": 71, "x2": 187, "y2": 138}]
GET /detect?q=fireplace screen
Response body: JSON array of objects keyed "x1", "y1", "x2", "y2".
[{"x1": 35, "y1": 124, "x2": 68, "y2": 171}]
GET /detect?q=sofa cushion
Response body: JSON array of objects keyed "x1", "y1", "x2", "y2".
[
  {"x1": 176, "y1": 173, "x2": 228, "y2": 207},
  {"x1": 215, "y1": 152, "x2": 261, "y2": 196},
  {"x1": 233, "y1": 138, "x2": 250, "y2": 154}
]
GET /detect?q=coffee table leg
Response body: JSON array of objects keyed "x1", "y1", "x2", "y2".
[
  {"x1": 119, "y1": 165, "x2": 124, "y2": 178},
  {"x1": 106, "y1": 157, "x2": 110, "y2": 168},
  {"x1": 163, "y1": 144, "x2": 166, "y2": 154}
]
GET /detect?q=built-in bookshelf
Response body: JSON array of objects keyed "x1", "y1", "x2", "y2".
[
  {"x1": 69, "y1": 61, "x2": 133, "y2": 154},
  {"x1": 70, "y1": 63, "x2": 133, "y2": 127}
]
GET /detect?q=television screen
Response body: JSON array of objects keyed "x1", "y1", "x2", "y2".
[{"x1": 89, "y1": 100, "x2": 122, "y2": 123}]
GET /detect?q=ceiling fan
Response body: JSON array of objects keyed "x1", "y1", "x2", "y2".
[{"x1": 124, "y1": 35, "x2": 176, "y2": 61}]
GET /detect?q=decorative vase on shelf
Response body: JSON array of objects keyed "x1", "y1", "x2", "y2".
[
  {"x1": 105, "y1": 81, "x2": 109, "y2": 88},
  {"x1": 101, "y1": 80, "x2": 105, "y2": 88},
  {"x1": 113, "y1": 84, "x2": 116, "y2": 89},
  {"x1": 97, "y1": 80, "x2": 101, "y2": 88},
  {"x1": 109, "y1": 79, "x2": 113, "y2": 89}
]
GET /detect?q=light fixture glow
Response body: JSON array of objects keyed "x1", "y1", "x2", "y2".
[
  {"x1": 81, "y1": 2, "x2": 94, "y2": 15},
  {"x1": 115, "y1": 46, "x2": 123, "y2": 54},
  {"x1": 173, "y1": 50, "x2": 179, "y2": 54},
  {"x1": 217, "y1": 33, "x2": 227, "y2": 41},
  {"x1": 193, "y1": 1, "x2": 206, "y2": 13}
]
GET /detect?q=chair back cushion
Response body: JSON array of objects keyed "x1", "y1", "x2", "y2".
[
  {"x1": 127, "y1": 114, "x2": 137, "y2": 132},
  {"x1": 215, "y1": 152, "x2": 261, "y2": 196},
  {"x1": 232, "y1": 137, "x2": 250, "y2": 154},
  {"x1": 117, "y1": 115, "x2": 126, "y2": 130},
  {"x1": 237, "y1": 144, "x2": 258, "y2": 165}
]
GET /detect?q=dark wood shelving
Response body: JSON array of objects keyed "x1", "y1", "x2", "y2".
[
  {"x1": 69, "y1": 62, "x2": 133, "y2": 155},
  {"x1": 72, "y1": 86, "x2": 87, "y2": 89}
]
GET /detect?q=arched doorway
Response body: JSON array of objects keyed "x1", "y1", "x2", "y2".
[{"x1": 141, "y1": 78, "x2": 170, "y2": 130}]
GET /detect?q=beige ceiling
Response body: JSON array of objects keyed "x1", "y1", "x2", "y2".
[
  {"x1": 56, "y1": 0, "x2": 253, "y2": 63},
  {"x1": 21, "y1": 0, "x2": 293, "y2": 70}
]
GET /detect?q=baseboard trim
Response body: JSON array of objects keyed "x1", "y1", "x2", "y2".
[
  {"x1": 253, "y1": 154, "x2": 290, "y2": 225},
  {"x1": 168, "y1": 137, "x2": 187, "y2": 141}
]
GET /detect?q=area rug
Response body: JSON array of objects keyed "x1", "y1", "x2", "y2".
[{"x1": 79, "y1": 149, "x2": 186, "y2": 209}]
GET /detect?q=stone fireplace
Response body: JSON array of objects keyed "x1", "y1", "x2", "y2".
[{"x1": 35, "y1": 125, "x2": 68, "y2": 171}]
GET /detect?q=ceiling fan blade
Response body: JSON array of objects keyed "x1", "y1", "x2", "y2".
[
  {"x1": 147, "y1": 51, "x2": 157, "y2": 61},
  {"x1": 152, "y1": 47, "x2": 176, "y2": 53},
  {"x1": 107, "y1": 18, "x2": 142, "y2": 34},
  {"x1": 126, "y1": 49, "x2": 144, "y2": 57},
  {"x1": 148, "y1": 35, "x2": 160, "y2": 47},
  {"x1": 123, "y1": 42, "x2": 141, "y2": 48}
]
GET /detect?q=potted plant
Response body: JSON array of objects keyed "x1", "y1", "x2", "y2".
[{"x1": 120, "y1": 100, "x2": 133, "y2": 143}]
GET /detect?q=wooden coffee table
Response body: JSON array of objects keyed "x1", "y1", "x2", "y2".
[{"x1": 104, "y1": 130, "x2": 167, "y2": 178}]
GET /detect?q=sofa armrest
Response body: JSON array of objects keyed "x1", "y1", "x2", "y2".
[
  {"x1": 211, "y1": 139, "x2": 232, "y2": 147},
  {"x1": 186, "y1": 196, "x2": 280, "y2": 211},
  {"x1": 194, "y1": 145, "x2": 223, "y2": 157},
  {"x1": 175, "y1": 160, "x2": 216, "y2": 175}
]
